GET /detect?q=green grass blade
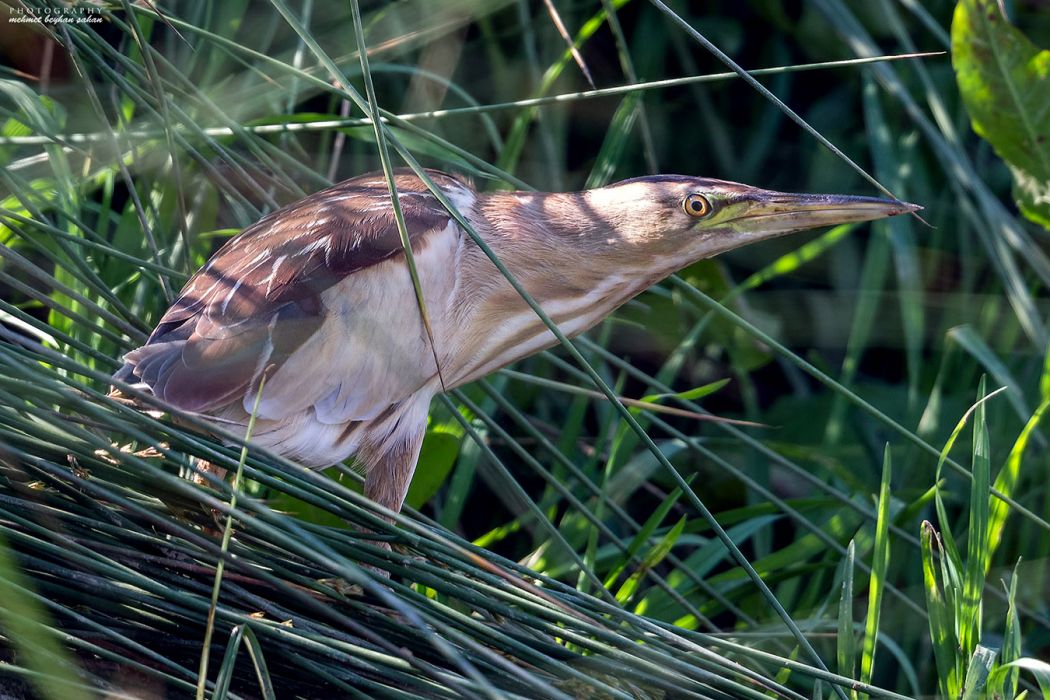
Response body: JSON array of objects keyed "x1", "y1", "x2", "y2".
[
  {"x1": 213, "y1": 625, "x2": 276, "y2": 700},
  {"x1": 345, "y1": 0, "x2": 447, "y2": 389},
  {"x1": 0, "y1": 531, "x2": 90, "y2": 700},
  {"x1": 196, "y1": 371, "x2": 268, "y2": 700},
  {"x1": 677, "y1": 281, "x2": 1050, "y2": 533},
  {"x1": 920, "y1": 521, "x2": 958, "y2": 699},
  {"x1": 649, "y1": 0, "x2": 904, "y2": 203},
  {"x1": 837, "y1": 539, "x2": 857, "y2": 683},
  {"x1": 961, "y1": 645, "x2": 997, "y2": 700},
  {"x1": 989, "y1": 659, "x2": 1050, "y2": 699},
  {"x1": 961, "y1": 377, "x2": 991, "y2": 660},
  {"x1": 988, "y1": 401, "x2": 1050, "y2": 569},
  {"x1": 995, "y1": 560, "x2": 1023, "y2": 699},
  {"x1": 859, "y1": 446, "x2": 892, "y2": 692}
]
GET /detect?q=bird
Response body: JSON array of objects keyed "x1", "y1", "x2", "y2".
[{"x1": 115, "y1": 169, "x2": 918, "y2": 516}]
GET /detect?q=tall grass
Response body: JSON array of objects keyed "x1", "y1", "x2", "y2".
[{"x1": 0, "y1": 0, "x2": 1047, "y2": 697}]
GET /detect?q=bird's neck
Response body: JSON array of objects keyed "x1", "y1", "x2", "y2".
[
  {"x1": 439, "y1": 190, "x2": 677, "y2": 388},
  {"x1": 475, "y1": 189, "x2": 679, "y2": 296}
]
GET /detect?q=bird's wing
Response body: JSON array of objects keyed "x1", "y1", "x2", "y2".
[{"x1": 121, "y1": 170, "x2": 467, "y2": 419}]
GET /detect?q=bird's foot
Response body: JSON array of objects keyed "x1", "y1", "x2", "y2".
[
  {"x1": 318, "y1": 577, "x2": 367, "y2": 596},
  {"x1": 189, "y1": 457, "x2": 228, "y2": 488}
]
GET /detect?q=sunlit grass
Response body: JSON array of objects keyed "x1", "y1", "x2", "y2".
[{"x1": 0, "y1": 0, "x2": 1047, "y2": 697}]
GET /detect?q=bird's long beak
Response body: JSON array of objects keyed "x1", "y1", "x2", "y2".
[{"x1": 723, "y1": 190, "x2": 921, "y2": 235}]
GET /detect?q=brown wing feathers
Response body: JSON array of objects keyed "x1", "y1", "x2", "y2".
[{"x1": 120, "y1": 170, "x2": 461, "y2": 414}]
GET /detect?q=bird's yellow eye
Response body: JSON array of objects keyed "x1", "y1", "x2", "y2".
[{"x1": 683, "y1": 193, "x2": 713, "y2": 218}]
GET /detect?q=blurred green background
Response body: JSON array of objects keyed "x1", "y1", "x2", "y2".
[{"x1": 0, "y1": 0, "x2": 1048, "y2": 697}]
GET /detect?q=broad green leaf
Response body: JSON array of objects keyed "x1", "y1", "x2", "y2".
[
  {"x1": 405, "y1": 428, "x2": 462, "y2": 510},
  {"x1": 952, "y1": 0, "x2": 1050, "y2": 228},
  {"x1": 961, "y1": 645, "x2": 998, "y2": 700},
  {"x1": 0, "y1": 532, "x2": 90, "y2": 700},
  {"x1": 993, "y1": 560, "x2": 1023, "y2": 700},
  {"x1": 1, "y1": 116, "x2": 31, "y2": 138},
  {"x1": 988, "y1": 658, "x2": 1050, "y2": 699},
  {"x1": 921, "y1": 520, "x2": 963, "y2": 699},
  {"x1": 268, "y1": 467, "x2": 359, "y2": 529}
]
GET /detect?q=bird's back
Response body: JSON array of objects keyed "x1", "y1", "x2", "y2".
[{"x1": 116, "y1": 169, "x2": 472, "y2": 466}]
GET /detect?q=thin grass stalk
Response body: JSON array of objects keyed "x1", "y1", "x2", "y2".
[
  {"x1": 197, "y1": 372, "x2": 268, "y2": 699},
  {"x1": 859, "y1": 447, "x2": 893, "y2": 693},
  {"x1": 672, "y1": 281, "x2": 1050, "y2": 533},
  {"x1": 115, "y1": 3, "x2": 193, "y2": 274},
  {"x1": 576, "y1": 316, "x2": 1049, "y2": 632},
  {"x1": 648, "y1": 0, "x2": 902, "y2": 205},
  {"x1": 451, "y1": 387, "x2": 731, "y2": 632},
  {"x1": 347, "y1": 0, "x2": 449, "y2": 393},
  {"x1": 472, "y1": 379, "x2": 760, "y2": 629},
  {"x1": 0, "y1": 54, "x2": 942, "y2": 148}
]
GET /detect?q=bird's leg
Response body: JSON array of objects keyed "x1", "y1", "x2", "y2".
[
  {"x1": 320, "y1": 428, "x2": 424, "y2": 587},
  {"x1": 361, "y1": 426, "x2": 426, "y2": 523},
  {"x1": 189, "y1": 458, "x2": 230, "y2": 533}
]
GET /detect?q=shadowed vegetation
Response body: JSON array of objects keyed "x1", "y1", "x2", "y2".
[{"x1": 0, "y1": 0, "x2": 1048, "y2": 697}]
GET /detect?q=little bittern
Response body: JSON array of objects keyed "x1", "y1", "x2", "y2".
[{"x1": 117, "y1": 169, "x2": 917, "y2": 514}]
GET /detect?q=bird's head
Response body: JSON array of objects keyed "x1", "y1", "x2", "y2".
[{"x1": 579, "y1": 175, "x2": 919, "y2": 266}]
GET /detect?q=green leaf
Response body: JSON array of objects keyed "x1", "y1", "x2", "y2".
[
  {"x1": 741, "y1": 224, "x2": 856, "y2": 292},
  {"x1": 639, "y1": 378, "x2": 730, "y2": 405},
  {"x1": 932, "y1": 385, "x2": 1006, "y2": 580},
  {"x1": 214, "y1": 625, "x2": 276, "y2": 700},
  {"x1": 961, "y1": 645, "x2": 998, "y2": 700},
  {"x1": 859, "y1": 446, "x2": 892, "y2": 689},
  {"x1": 617, "y1": 516, "x2": 686, "y2": 607},
  {"x1": 585, "y1": 93, "x2": 643, "y2": 189},
  {"x1": 988, "y1": 659, "x2": 1050, "y2": 699},
  {"x1": 993, "y1": 560, "x2": 1023, "y2": 700},
  {"x1": 921, "y1": 521, "x2": 961, "y2": 699},
  {"x1": 637, "y1": 515, "x2": 778, "y2": 619},
  {"x1": 603, "y1": 482, "x2": 687, "y2": 589},
  {"x1": 404, "y1": 427, "x2": 462, "y2": 510},
  {"x1": 1, "y1": 116, "x2": 31, "y2": 138},
  {"x1": 952, "y1": 0, "x2": 1050, "y2": 229},
  {"x1": 836, "y1": 539, "x2": 856, "y2": 682},
  {"x1": 949, "y1": 325, "x2": 1030, "y2": 424},
  {"x1": 340, "y1": 125, "x2": 478, "y2": 173},
  {"x1": 988, "y1": 400, "x2": 1049, "y2": 568},
  {"x1": 268, "y1": 467, "x2": 359, "y2": 529},
  {"x1": 961, "y1": 377, "x2": 991, "y2": 659},
  {"x1": 497, "y1": 0, "x2": 631, "y2": 176}
]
